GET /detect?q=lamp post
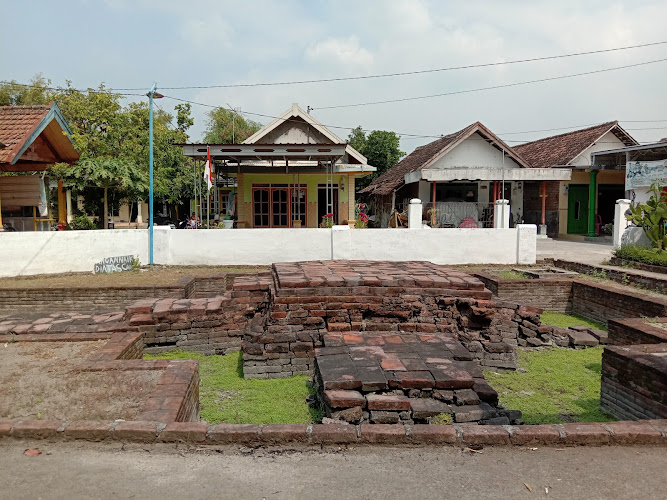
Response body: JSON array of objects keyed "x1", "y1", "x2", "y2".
[{"x1": 146, "y1": 84, "x2": 163, "y2": 265}]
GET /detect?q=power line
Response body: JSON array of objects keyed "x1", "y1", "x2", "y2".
[
  {"x1": 160, "y1": 94, "x2": 663, "y2": 145},
  {"x1": 314, "y1": 57, "x2": 667, "y2": 110},
  {"x1": 93, "y1": 40, "x2": 667, "y2": 90},
  {"x1": 3, "y1": 40, "x2": 667, "y2": 93}
]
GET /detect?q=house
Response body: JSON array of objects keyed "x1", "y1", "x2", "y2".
[
  {"x1": 515, "y1": 121, "x2": 637, "y2": 238},
  {"x1": 360, "y1": 121, "x2": 570, "y2": 228},
  {"x1": 180, "y1": 103, "x2": 376, "y2": 228},
  {"x1": 0, "y1": 103, "x2": 79, "y2": 231}
]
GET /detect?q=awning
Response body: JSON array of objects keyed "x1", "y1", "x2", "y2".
[{"x1": 404, "y1": 167, "x2": 572, "y2": 184}]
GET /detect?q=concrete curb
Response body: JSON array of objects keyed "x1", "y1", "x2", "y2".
[{"x1": 1, "y1": 419, "x2": 665, "y2": 447}]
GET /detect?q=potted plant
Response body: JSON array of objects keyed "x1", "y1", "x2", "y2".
[
  {"x1": 223, "y1": 214, "x2": 234, "y2": 229},
  {"x1": 319, "y1": 213, "x2": 334, "y2": 228}
]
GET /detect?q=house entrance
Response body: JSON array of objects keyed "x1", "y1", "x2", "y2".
[
  {"x1": 317, "y1": 184, "x2": 338, "y2": 225},
  {"x1": 567, "y1": 184, "x2": 589, "y2": 234}
]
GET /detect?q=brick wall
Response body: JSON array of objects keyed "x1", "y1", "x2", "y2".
[
  {"x1": 608, "y1": 317, "x2": 667, "y2": 345},
  {"x1": 571, "y1": 279, "x2": 667, "y2": 326},
  {"x1": 522, "y1": 181, "x2": 559, "y2": 236},
  {"x1": 601, "y1": 344, "x2": 667, "y2": 420},
  {"x1": 553, "y1": 259, "x2": 667, "y2": 294},
  {"x1": 474, "y1": 273, "x2": 572, "y2": 313}
]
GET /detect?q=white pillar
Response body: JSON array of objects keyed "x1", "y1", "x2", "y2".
[
  {"x1": 613, "y1": 199, "x2": 631, "y2": 249},
  {"x1": 408, "y1": 198, "x2": 423, "y2": 228},
  {"x1": 136, "y1": 200, "x2": 143, "y2": 224},
  {"x1": 516, "y1": 224, "x2": 537, "y2": 264},
  {"x1": 494, "y1": 199, "x2": 510, "y2": 229},
  {"x1": 66, "y1": 190, "x2": 73, "y2": 223}
]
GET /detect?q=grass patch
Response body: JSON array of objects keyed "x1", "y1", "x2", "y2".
[
  {"x1": 0, "y1": 265, "x2": 268, "y2": 289},
  {"x1": 496, "y1": 270, "x2": 530, "y2": 279},
  {"x1": 484, "y1": 347, "x2": 614, "y2": 424},
  {"x1": 540, "y1": 311, "x2": 606, "y2": 331},
  {"x1": 144, "y1": 350, "x2": 320, "y2": 424}
]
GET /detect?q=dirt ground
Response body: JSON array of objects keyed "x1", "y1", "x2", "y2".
[
  {"x1": 0, "y1": 265, "x2": 269, "y2": 289},
  {"x1": 0, "y1": 341, "x2": 160, "y2": 420},
  {"x1": 0, "y1": 441, "x2": 664, "y2": 500}
]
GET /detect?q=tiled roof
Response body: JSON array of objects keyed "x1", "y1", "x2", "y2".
[
  {"x1": 360, "y1": 121, "x2": 530, "y2": 196},
  {"x1": 514, "y1": 121, "x2": 638, "y2": 168},
  {"x1": 0, "y1": 104, "x2": 51, "y2": 163},
  {"x1": 360, "y1": 124, "x2": 477, "y2": 196}
]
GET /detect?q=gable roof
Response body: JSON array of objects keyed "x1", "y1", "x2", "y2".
[
  {"x1": 0, "y1": 102, "x2": 78, "y2": 167},
  {"x1": 243, "y1": 103, "x2": 367, "y2": 165},
  {"x1": 514, "y1": 121, "x2": 638, "y2": 168},
  {"x1": 361, "y1": 121, "x2": 531, "y2": 196}
]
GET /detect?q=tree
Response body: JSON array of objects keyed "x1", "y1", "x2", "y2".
[
  {"x1": 347, "y1": 126, "x2": 366, "y2": 152},
  {"x1": 352, "y1": 130, "x2": 405, "y2": 191},
  {"x1": 202, "y1": 107, "x2": 262, "y2": 143},
  {"x1": 0, "y1": 74, "x2": 53, "y2": 106}
]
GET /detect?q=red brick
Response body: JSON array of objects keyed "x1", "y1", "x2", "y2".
[
  {"x1": 0, "y1": 420, "x2": 15, "y2": 437},
  {"x1": 366, "y1": 394, "x2": 411, "y2": 411},
  {"x1": 206, "y1": 424, "x2": 261, "y2": 444},
  {"x1": 260, "y1": 424, "x2": 309, "y2": 443},
  {"x1": 324, "y1": 390, "x2": 366, "y2": 408},
  {"x1": 410, "y1": 425, "x2": 457, "y2": 444},
  {"x1": 64, "y1": 421, "x2": 114, "y2": 441},
  {"x1": 113, "y1": 421, "x2": 160, "y2": 442},
  {"x1": 560, "y1": 423, "x2": 611, "y2": 445},
  {"x1": 159, "y1": 422, "x2": 209, "y2": 443},
  {"x1": 380, "y1": 358, "x2": 406, "y2": 371},
  {"x1": 509, "y1": 425, "x2": 561, "y2": 445},
  {"x1": 603, "y1": 421, "x2": 663, "y2": 445},
  {"x1": 391, "y1": 371, "x2": 435, "y2": 389},
  {"x1": 12, "y1": 420, "x2": 64, "y2": 439},
  {"x1": 310, "y1": 424, "x2": 358, "y2": 444},
  {"x1": 360, "y1": 424, "x2": 408, "y2": 444},
  {"x1": 460, "y1": 424, "x2": 510, "y2": 445}
]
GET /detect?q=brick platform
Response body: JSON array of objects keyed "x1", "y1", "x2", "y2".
[
  {"x1": 314, "y1": 332, "x2": 520, "y2": 425},
  {"x1": 242, "y1": 261, "x2": 548, "y2": 379}
]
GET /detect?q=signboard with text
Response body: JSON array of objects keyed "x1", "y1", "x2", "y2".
[{"x1": 94, "y1": 255, "x2": 135, "y2": 274}]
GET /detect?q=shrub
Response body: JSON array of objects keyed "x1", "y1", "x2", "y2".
[
  {"x1": 68, "y1": 215, "x2": 97, "y2": 230},
  {"x1": 615, "y1": 245, "x2": 667, "y2": 267},
  {"x1": 625, "y1": 183, "x2": 667, "y2": 249}
]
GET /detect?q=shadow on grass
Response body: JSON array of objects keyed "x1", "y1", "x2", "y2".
[
  {"x1": 235, "y1": 351, "x2": 244, "y2": 378},
  {"x1": 585, "y1": 362, "x2": 602, "y2": 375}
]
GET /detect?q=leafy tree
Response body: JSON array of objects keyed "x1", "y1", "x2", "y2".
[
  {"x1": 352, "y1": 130, "x2": 405, "y2": 191},
  {"x1": 202, "y1": 107, "x2": 262, "y2": 143},
  {"x1": 0, "y1": 74, "x2": 53, "y2": 106},
  {"x1": 347, "y1": 126, "x2": 366, "y2": 152}
]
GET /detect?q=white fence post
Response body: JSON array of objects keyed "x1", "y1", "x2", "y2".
[
  {"x1": 613, "y1": 199, "x2": 631, "y2": 249},
  {"x1": 408, "y1": 198, "x2": 423, "y2": 228},
  {"x1": 494, "y1": 199, "x2": 510, "y2": 229},
  {"x1": 516, "y1": 224, "x2": 537, "y2": 264}
]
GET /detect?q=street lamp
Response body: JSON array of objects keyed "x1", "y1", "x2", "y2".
[{"x1": 146, "y1": 84, "x2": 163, "y2": 265}]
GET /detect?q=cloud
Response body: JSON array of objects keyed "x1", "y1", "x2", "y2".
[{"x1": 305, "y1": 36, "x2": 374, "y2": 67}]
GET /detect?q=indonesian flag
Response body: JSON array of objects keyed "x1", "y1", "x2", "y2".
[{"x1": 203, "y1": 146, "x2": 213, "y2": 192}]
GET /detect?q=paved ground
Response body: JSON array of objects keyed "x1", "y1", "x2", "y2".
[
  {"x1": 537, "y1": 238, "x2": 613, "y2": 265},
  {"x1": 1, "y1": 441, "x2": 665, "y2": 499}
]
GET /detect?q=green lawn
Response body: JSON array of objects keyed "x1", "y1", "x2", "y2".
[
  {"x1": 484, "y1": 347, "x2": 614, "y2": 424},
  {"x1": 540, "y1": 311, "x2": 607, "y2": 331},
  {"x1": 496, "y1": 270, "x2": 530, "y2": 279},
  {"x1": 145, "y1": 350, "x2": 320, "y2": 424}
]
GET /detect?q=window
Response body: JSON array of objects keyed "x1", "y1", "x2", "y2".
[
  {"x1": 252, "y1": 184, "x2": 307, "y2": 227},
  {"x1": 253, "y1": 189, "x2": 270, "y2": 227},
  {"x1": 219, "y1": 191, "x2": 229, "y2": 215},
  {"x1": 271, "y1": 188, "x2": 289, "y2": 227}
]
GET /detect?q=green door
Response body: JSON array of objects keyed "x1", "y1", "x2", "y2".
[{"x1": 567, "y1": 184, "x2": 589, "y2": 234}]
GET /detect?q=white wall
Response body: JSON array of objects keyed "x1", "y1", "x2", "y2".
[
  {"x1": 430, "y1": 133, "x2": 523, "y2": 170},
  {"x1": 571, "y1": 131, "x2": 627, "y2": 168},
  {"x1": 0, "y1": 225, "x2": 537, "y2": 277},
  {"x1": 0, "y1": 230, "x2": 148, "y2": 278}
]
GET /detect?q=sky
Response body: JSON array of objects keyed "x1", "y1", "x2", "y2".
[{"x1": 2, "y1": 0, "x2": 667, "y2": 152}]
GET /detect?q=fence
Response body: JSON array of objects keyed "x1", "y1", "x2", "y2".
[{"x1": 0, "y1": 225, "x2": 537, "y2": 278}]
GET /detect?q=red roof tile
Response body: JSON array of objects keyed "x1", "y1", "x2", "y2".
[
  {"x1": 0, "y1": 105, "x2": 52, "y2": 164},
  {"x1": 514, "y1": 121, "x2": 638, "y2": 168}
]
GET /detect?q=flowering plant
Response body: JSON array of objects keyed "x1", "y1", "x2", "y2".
[
  {"x1": 319, "y1": 213, "x2": 334, "y2": 228},
  {"x1": 355, "y1": 211, "x2": 369, "y2": 228}
]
